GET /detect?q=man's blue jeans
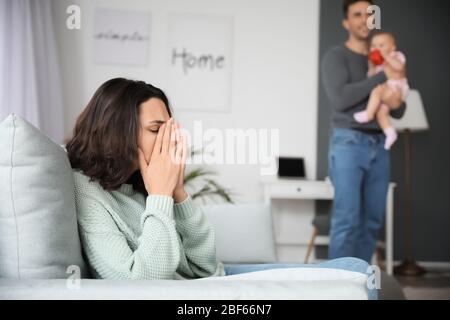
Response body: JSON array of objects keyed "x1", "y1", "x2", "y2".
[
  {"x1": 328, "y1": 128, "x2": 390, "y2": 263},
  {"x1": 224, "y1": 257, "x2": 377, "y2": 300}
]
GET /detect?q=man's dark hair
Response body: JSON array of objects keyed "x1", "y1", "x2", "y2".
[
  {"x1": 343, "y1": 0, "x2": 373, "y2": 18},
  {"x1": 66, "y1": 78, "x2": 172, "y2": 195}
]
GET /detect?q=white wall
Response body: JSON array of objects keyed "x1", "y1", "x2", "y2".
[{"x1": 52, "y1": 0, "x2": 321, "y2": 262}]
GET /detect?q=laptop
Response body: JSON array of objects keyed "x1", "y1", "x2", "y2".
[{"x1": 277, "y1": 157, "x2": 306, "y2": 180}]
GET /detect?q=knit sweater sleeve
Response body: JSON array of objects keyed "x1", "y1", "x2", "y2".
[
  {"x1": 173, "y1": 195, "x2": 225, "y2": 279},
  {"x1": 76, "y1": 193, "x2": 182, "y2": 280}
]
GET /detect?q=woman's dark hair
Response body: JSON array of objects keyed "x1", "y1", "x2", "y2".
[
  {"x1": 343, "y1": 0, "x2": 373, "y2": 18},
  {"x1": 66, "y1": 78, "x2": 172, "y2": 195}
]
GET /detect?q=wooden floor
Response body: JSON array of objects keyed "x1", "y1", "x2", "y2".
[{"x1": 395, "y1": 266, "x2": 450, "y2": 300}]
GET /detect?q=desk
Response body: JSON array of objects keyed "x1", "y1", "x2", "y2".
[{"x1": 261, "y1": 178, "x2": 396, "y2": 275}]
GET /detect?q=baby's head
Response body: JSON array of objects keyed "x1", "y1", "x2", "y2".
[{"x1": 370, "y1": 31, "x2": 397, "y2": 55}]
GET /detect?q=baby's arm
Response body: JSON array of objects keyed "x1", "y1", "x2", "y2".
[
  {"x1": 382, "y1": 52, "x2": 406, "y2": 72},
  {"x1": 367, "y1": 61, "x2": 377, "y2": 77}
]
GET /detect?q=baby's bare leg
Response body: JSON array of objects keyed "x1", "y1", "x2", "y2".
[
  {"x1": 366, "y1": 85, "x2": 385, "y2": 119},
  {"x1": 376, "y1": 104, "x2": 391, "y2": 130},
  {"x1": 377, "y1": 104, "x2": 398, "y2": 150},
  {"x1": 354, "y1": 85, "x2": 384, "y2": 123}
]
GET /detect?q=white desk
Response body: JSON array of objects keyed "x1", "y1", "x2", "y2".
[{"x1": 261, "y1": 178, "x2": 395, "y2": 275}]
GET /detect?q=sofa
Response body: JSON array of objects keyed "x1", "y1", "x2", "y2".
[{"x1": 0, "y1": 114, "x2": 374, "y2": 300}]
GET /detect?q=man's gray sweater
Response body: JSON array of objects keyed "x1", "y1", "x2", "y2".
[{"x1": 321, "y1": 45, "x2": 406, "y2": 132}]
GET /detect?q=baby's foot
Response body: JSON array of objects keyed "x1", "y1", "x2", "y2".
[
  {"x1": 353, "y1": 111, "x2": 372, "y2": 123},
  {"x1": 384, "y1": 127, "x2": 398, "y2": 150}
]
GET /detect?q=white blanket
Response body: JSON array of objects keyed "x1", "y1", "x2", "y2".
[
  {"x1": 0, "y1": 268, "x2": 369, "y2": 300},
  {"x1": 198, "y1": 267, "x2": 368, "y2": 282}
]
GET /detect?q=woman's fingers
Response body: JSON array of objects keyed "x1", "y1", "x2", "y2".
[
  {"x1": 138, "y1": 147, "x2": 148, "y2": 172},
  {"x1": 173, "y1": 122, "x2": 182, "y2": 165},
  {"x1": 174, "y1": 121, "x2": 181, "y2": 143},
  {"x1": 151, "y1": 123, "x2": 166, "y2": 159},
  {"x1": 177, "y1": 132, "x2": 186, "y2": 165},
  {"x1": 161, "y1": 118, "x2": 173, "y2": 154},
  {"x1": 174, "y1": 136, "x2": 182, "y2": 166},
  {"x1": 181, "y1": 133, "x2": 187, "y2": 164},
  {"x1": 169, "y1": 125, "x2": 177, "y2": 164}
]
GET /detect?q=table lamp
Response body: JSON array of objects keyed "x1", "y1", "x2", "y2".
[{"x1": 391, "y1": 89, "x2": 429, "y2": 276}]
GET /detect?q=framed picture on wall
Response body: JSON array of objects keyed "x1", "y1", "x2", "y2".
[
  {"x1": 92, "y1": 8, "x2": 150, "y2": 66},
  {"x1": 167, "y1": 12, "x2": 233, "y2": 112}
]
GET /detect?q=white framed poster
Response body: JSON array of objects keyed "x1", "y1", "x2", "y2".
[
  {"x1": 167, "y1": 13, "x2": 233, "y2": 112},
  {"x1": 93, "y1": 8, "x2": 150, "y2": 66}
]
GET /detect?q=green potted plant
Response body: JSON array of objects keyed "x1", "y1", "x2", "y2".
[{"x1": 184, "y1": 148, "x2": 235, "y2": 204}]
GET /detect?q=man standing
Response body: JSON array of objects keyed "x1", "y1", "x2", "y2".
[{"x1": 321, "y1": 0, "x2": 406, "y2": 263}]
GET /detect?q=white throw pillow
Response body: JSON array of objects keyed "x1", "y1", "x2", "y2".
[
  {"x1": 0, "y1": 114, "x2": 87, "y2": 279},
  {"x1": 201, "y1": 203, "x2": 277, "y2": 263}
]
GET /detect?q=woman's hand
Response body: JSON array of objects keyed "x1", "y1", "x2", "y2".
[
  {"x1": 172, "y1": 121, "x2": 188, "y2": 203},
  {"x1": 138, "y1": 118, "x2": 183, "y2": 197}
]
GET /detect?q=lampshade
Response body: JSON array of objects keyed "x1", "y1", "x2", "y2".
[{"x1": 391, "y1": 89, "x2": 429, "y2": 132}]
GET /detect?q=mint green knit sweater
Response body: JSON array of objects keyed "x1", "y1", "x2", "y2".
[{"x1": 72, "y1": 170, "x2": 225, "y2": 280}]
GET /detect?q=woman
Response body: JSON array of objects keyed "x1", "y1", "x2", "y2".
[
  {"x1": 67, "y1": 77, "x2": 223, "y2": 280},
  {"x1": 67, "y1": 78, "x2": 377, "y2": 298}
]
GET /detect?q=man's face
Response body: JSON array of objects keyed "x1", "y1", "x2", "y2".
[{"x1": 342, "y1": 1, "x2": 372, "y2": 40}]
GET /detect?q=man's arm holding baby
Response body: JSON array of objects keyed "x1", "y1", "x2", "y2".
[
  {"x1": 383, "y1": 88, "x2": 406, "y2": 118},
  {"x1": 322, "y1": 48, "x2": 387, "y2": 112}
]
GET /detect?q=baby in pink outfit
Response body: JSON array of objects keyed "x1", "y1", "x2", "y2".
[{"x1": 353, "y1": 32, "x2": 410, "y2": 150}]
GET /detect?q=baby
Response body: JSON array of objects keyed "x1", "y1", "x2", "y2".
[{"x1": 353, "y1": 31, "x2": 410, "y2": 150}]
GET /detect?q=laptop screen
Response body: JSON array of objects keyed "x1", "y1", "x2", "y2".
[{"x1": 277, "y1": 157, "x2": 305, "y2": 178}]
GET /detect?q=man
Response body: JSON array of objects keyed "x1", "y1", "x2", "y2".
[{"x1": 321, "y1": 0, "x2": 406, "y2": 263}]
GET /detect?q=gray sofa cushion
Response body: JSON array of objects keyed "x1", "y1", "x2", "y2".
[
  {"x1": 202, "y1": 203, "x2": 277, "y2": 263},
  {"x1": 0, "y1": 114, "x2": 87, "y2": 279}
]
